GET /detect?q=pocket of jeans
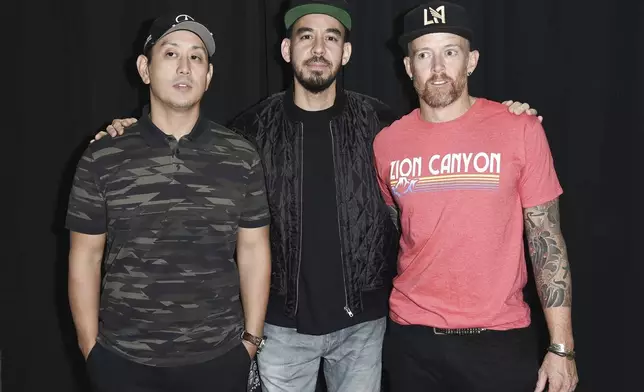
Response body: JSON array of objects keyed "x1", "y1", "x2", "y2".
[
  {"x1": 85, "y1": 342, "x2": 100, "y2": 366},
  {"x1": 240, "y1": 343, "x2": 253, "y2": 364}
]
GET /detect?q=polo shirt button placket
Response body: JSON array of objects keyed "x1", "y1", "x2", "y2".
[{"x1": 167, "y1": 137, "x2": 180, "y2": 173}]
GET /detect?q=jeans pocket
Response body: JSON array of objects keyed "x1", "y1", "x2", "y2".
[
  {"x1": 240, "y1": 343, "x2": 252, "y2": 364},
  {"x1": 85, "y1": 342, "x2": 101, "y2": 366}
]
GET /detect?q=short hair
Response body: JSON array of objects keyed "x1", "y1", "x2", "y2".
[{"x1": 144, "y1": 46, "x2": 153, "y2": 64}]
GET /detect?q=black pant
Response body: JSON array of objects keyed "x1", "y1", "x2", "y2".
[
  {"x1": 384, "y1": 319, "x2": 539, "y2": 392},
  {"x1": 86, "y1": 343, "x2": 251, "y2": 392}
]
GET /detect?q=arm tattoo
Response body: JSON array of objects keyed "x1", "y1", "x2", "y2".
[
  {"x1": 388, "y1": 204, "x2": 400, "y2": 231},
  {"x1": 524, "y1": 199, "x2": 572, "y2": 308}
]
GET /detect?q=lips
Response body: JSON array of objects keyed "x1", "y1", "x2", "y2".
[
  {"x1": 307, "y1": 62, "x2": 328, "y2": 69},
  {"x1": 308, "y1": 63, "x2": 328, "y2": 71},
  {"x1": 173, "y1": 81, "x2": 193, "y2": 88}
]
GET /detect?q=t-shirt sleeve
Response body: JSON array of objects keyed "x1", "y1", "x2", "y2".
[
  {"x1": 65, "y1": 146, "x2": 107, "y2": 234},
  {"x1": 373, "y1": 138, "x2": 396, "y2": 206},
  {"x1": 239, "y1": 150, "x2": 271, "y2": 228},
  {"x1": 519, "y1": 118, "x2": 564, "y2": 208}
]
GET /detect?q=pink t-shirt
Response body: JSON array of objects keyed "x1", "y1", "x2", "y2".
[{"x1": 373, "y1": 98, "x2": 563, "y2": 330}]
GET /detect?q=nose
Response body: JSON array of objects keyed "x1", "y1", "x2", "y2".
[
  {"x1": 311, "y1": 36, "x2": 325, "y2": 56},
  {"x1": 177, "y1": 55, "x2": 191, "y2": 75},
  {"x1": 431, "y1": 54, "x2": 446, "y2": 73}
]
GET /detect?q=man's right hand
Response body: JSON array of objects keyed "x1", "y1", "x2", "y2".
[{"x1": 90, "y1": 117, "x2": 138, "y2": 143}]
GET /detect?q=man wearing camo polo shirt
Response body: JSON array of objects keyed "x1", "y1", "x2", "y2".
[{"x1": 65, "y1": 13, "x2": 271, "y2": 392}]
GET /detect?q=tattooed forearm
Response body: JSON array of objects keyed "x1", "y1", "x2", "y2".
[
  {"x1": 388, "y1": 204, "x2": 400, "y2": 231},
  {"x1": 524, "y1": 198, "x2": 572, "y2": 308}
]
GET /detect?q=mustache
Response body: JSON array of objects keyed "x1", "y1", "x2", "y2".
[
  {"x1": 305, "y1": 56, "x2": 332, "y2": 67},
  {"x1": 428, "y1": 73, "x2": 454, "y2": 83}
]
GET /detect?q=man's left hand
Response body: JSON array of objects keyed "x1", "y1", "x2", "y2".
[
  {"x1": 242, "y1": 340, "x2": 258, "y2": 359},
  {"x1": 534, "y1": 352, "x2": 578, "y2": 392},
  {"x1": 502, "y1": 100, "x2": 543, "y2": 122}
]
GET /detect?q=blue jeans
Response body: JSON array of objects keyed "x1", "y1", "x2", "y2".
[{"x1": 257, "y1": 317, "x2": 386, "y2": 392}]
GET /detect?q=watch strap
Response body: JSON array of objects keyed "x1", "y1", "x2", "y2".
[{"x1": 241, "y1": 330, "x2": 265, "y2": 347}]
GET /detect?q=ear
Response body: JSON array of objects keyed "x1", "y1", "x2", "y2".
[
  {"x1": 467, "y1": 50, "x2": 480, "y2": 75},
  {"x1": 136, "y1": 54, "x2": 151, "y2": 85},
  {"x1": 341, "y1": 42, "x2": 352, "y2": 65},
  {"x1": 403, "y1": 56, "x2": 412, "y2": 80},
  {"x1": 281, "y1": 38, "x2": 292, "y2": 63},
  {"x1": 204, "y1": 63, "x2": 214, "y2": 91}
]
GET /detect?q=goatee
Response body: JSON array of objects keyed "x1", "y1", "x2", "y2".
[
  {"x1": 293, "y1": 56, "x2": 338, "y2": 94},
  {"x1": 416, "y1": 70, "x2": 467, "y2": 108}
]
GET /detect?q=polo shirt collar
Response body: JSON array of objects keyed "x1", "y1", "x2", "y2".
[{"x1": 138, "y1": 105, "x2": 209, "y2": 147}]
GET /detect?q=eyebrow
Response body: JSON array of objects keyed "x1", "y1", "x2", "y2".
[
  {"x1": 295, "y1": 27, "x2": 314, "y2": 35},
  {"x1": 159, "y1": 41, "x2": 207, "y2": 53},
  {"x1": 413, "y1": 44, "x2": 463, "y2": 53},
  {"x1": 294, "y1": 27, "x2": 343, "y2": 37}
]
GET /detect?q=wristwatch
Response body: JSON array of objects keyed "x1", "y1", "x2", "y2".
[
  {"x1": 547, "y1": 343, "x2": 575, "y2": 360},
  {"x1": 241, "y1": 330, "x2": 266, "y2": 353}
]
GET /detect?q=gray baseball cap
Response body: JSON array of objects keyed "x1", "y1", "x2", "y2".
[{"x1": 143, "y1": 13, "x2": 216, "y2": 58}]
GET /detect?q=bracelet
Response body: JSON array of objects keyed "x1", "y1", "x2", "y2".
[{"x1": 547, "y1": 343, "x2": 575, "y2": 360}]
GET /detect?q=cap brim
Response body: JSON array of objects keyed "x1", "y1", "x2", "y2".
[
  {"x1": 398, "y1": 26, "x2": 472, "y2": 51},
  {"x1": 162, "y1": 21, "x2": 216, "y2": 57},
  {"x1": 285, "y1": 4, "x2": 351, "y2": 30}
]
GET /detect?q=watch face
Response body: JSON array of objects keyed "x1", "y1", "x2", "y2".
[{"x1": 258, "y1": 339, "x2": 265, "y2": 351}]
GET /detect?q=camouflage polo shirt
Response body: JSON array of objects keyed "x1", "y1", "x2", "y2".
[{"x1": 66, "y1": 107, "x2": 270, "y2": 367}]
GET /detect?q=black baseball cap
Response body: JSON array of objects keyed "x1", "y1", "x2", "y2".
[
  {"x1": 398, "y1": 2, "x2": 473, "y2": 49},
  {"x1": 284, "y1": 0, "x2": 352, "y2": 31},
  {"x1": 143, "y1": 13, "x2": 216, "y2": 58}
]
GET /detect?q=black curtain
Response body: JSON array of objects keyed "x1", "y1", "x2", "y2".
[{"x1": 5, "y1": 0, "x2": 638, "y2": 391}]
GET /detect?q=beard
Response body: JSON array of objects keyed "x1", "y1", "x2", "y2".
[
  {"x1": 415, "y1": 66, "x2": 468, "y2": 108},
  {"x1": 293, "y1": 55, "x2": 339, "y2": 94}
]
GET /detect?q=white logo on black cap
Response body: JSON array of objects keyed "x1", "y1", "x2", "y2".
[
  {"x1": 424, "y1": 6, "x2": 446, "y2": 25},
  {"x1": 175, "y1": 14, "x2": 194, "y2": 23}
]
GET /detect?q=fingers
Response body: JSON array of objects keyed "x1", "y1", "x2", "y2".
[
  {"x1": 503, "y1": 100, "x2": 543, "y2": 118},
  {"x1": 93, "y1": 117, "x2": 138, "y2": 143},
  {"x1": 562, "y1": 371, "x2": 579, "y2": 392},
  {"x1": 549, "y1": 379, "x2": 564, "y2": 392},
  {"x1": 534, "y1": 369, "x2": 547, "y2": 392},
  {"x1": 93, "y1": 131, "x2": 108, "y2": 141},
  {"x1": 547, "y1": 375, "x2": 577, "y2": 392},
  {"x1": 106, "y1": 125, "x2": 119, "y2": 137},
  {"x1": 570, "y1": 376, "x2": 579, "y2": 391},
  {"x1": 510, "y1": 102, "x2": 530, "y2": 114},
  {"x1": 508, "y1": 101, "x2": 521, "y2": 112},
  {"x1": 122, "y1": 118, "x2": 138, "y2": 129},
  {"x1": 110, "y1": 118, "x2": 138, "y2": 135},
  {"x1": 111, "y1": 120, "x2": 127, "y2": 135}
]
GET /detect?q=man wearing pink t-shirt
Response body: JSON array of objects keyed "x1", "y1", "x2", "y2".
[{"x1": 375, "y1": 2, "x2": 578, "y2": 392}]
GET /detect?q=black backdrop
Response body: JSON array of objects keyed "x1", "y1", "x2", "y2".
[{"x1": 4, "y1": 0, "x2": 639, "y2": 391}]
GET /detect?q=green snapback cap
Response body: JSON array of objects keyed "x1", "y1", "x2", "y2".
[{"x1": 284, "y1": 1, "x2": 352, "y2": 31}]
